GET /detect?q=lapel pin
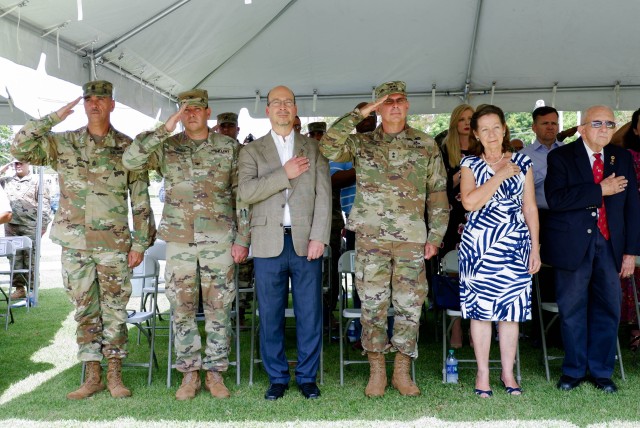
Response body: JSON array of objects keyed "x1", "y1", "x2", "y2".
[{"x1": 610, "y1": 155, "x2": 615, "y2": 166}]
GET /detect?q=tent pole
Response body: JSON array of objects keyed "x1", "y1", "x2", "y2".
[
  {"x1": 33, "y1": 166, "x2": 44, "y2": 307},
  {"x1": 463, "y1": 0, "x2": 484, "y2": 103}
]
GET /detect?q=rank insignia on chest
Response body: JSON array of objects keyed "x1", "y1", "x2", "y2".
[{"x1": 389, "y1": 150, "x2": 398, "y2": 160}]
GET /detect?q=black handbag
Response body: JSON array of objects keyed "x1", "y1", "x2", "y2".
[{"x1": 431, "y1": 273, "x2": 461, "y2": 311}]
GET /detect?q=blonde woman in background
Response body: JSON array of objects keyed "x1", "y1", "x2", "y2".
[{"x1": 440, "y1": 104, "x2": 474, "y2": 348}]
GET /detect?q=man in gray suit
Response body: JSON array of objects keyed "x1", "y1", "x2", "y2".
[{"x1": 238, "y1": 85, "x2": 331, "y2": 400}]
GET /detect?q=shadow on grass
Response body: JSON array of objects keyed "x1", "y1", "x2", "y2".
[{"x1": 1, "y1": 291, "x2": 639, "y2": 425}]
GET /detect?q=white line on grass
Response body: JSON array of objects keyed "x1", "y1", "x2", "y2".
[
  {"x1": 0, "y1": 310, "x2": 77, "y2": 405},
  {"x1": 0, "y1": 417, "x2": 580, "y2": 428}
]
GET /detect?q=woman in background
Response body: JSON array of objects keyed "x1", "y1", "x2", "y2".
[
  {"x1": 440, "y1": 104, "x2": 474, "y2": 348},
  {"x1": 621, "y1": 108, "x2": 640, "y2": 351}
]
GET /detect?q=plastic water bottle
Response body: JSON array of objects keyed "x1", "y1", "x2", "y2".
[
  {"x1": 347, "y1": 321, "x2": 357, "y2": 343},
  {"x1": 446, "y1": 349, "x2": 458, "y2": 384}
]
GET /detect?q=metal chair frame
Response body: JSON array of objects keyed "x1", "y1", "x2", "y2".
[
  {"x1": 337, "y1": 250, "x2": 415, "y2": 385},
  {"x1": 439, "y1": 250, "x2": 521, "y2": 383},
  {"x1": 81, "y1": 254, "x2": 160, "y2": 386},
  {"x1": 0, "y1": 236, "x2": 33, "y2": 315},
  {"x1": 535, "y1": 270, "x2": 625, "y2": 382},
  {"x1": 0, "y1": 240, "x2": 16, "y2": 329}
]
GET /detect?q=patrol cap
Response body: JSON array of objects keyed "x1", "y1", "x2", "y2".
[
  {"x1": 178, "y1": 89, "x2": 208, "y2": 108},
  {"x1": 217, "y1": 112, "x2": 238, "y2": 126},
  {"x1": 375, "y1": 81, "x2": 407, "y2": 99},
  {"x1": 308, "y1": 122, "x2": 327, "y2": 134},
  {"x1": 82, "y1": 80, "x2": 113, "y2": 98}
]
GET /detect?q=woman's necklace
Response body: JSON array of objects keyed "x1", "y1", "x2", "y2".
[{"x1": 482, "y1": 152, "x2": 504, "y2": 166}]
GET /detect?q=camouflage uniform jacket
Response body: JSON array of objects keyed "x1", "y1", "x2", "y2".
[
  {"x1": 0, "y1": 172, "x2": 52, "y2": 233},
  {"x1": 11, "y1": 113, "x2": 156, "y2": 253},
  {"x1": 320, "y1": 109, "x2": 449, "y2": 246},
  {"x1": 123, "y1": 125, "x2": 250, "y2": 247}
]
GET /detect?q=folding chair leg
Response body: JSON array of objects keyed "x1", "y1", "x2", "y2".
[
  {"x1": 617, "y1": 338, "x2": 625, "y2": 381},
  {"x1": 167, "y1": 315, "x2": 174, "y2": 388}
]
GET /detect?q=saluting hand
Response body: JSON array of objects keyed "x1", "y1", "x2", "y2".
[
  {"x1": 165, "y1": 103, "x2": 187, "y2": 133},
  {"x1": 56, "y1": 97, "x2": 82, "y2": 121},
  {"x1": 358, "y1": 95, "x2": 388, "y2": 118}
]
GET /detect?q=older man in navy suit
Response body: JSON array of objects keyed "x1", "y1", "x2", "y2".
[{"x1": 542, "y1": 105, "x2": 640, "y2": 393}]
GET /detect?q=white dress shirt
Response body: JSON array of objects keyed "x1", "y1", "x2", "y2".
[{"x1": 271, "y1": 129, "x2": 295, "y2": 227}]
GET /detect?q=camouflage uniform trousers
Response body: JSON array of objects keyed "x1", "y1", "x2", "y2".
[
  {"x1": 4, "y1": 223, "x2": 39, "y2": 291},
  {"x1": 61, "y1": 248, "x2": 131, "y2": 361},
  {"x1": 165, "y1": 241, "x2": 236, "y2": 373},
  {"x1": 355, "y1": 230, "x2": 427, "y2": 359}
]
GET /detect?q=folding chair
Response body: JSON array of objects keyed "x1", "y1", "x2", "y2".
[
  {"x1": 0, "y1": 240, "x2": 16, "y2": 329},
  {"x1": 439, "y1": 250, "x2": 520, "y2": 383},
  {"x1": 0, "y1": 236, "x2": 33, "y2": 312},
  {"x1": 535, "y1": 270, "x2": 625, "y2": 382},
  {"x1": 248, "y1": 254, "x2": 326, "y2": 386},
  {"x1": 337, "y1": 250, "x2": 414, "y2": 385},
  {"x1": 138, "y1": 239, "x2": 167, "y2": 321},
  {"x1": 81, "y1": 258, "x2": 160, "y2": 386}
]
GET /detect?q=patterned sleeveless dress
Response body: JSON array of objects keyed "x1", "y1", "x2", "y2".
[{"x1": 458, "y1": 152, "x2": 533, "y2": 322}]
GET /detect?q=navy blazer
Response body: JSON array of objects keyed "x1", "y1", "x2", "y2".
[{"x1": 541, "y1": 138, "x2": 640, "y2": 271}]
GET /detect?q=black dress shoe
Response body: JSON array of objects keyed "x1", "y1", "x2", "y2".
[
  {"x1": 265, "y1": 383, "x2": 288, "y2": 400},
  {"x1": 298, "y1": 382, "x2": 321, "y2": 399},
  {"x1": 556, "y1": 375, "x2": 585, "y2": 391},
  {"x1": 592, "y1": 377, "x2": 618, "y2": 393}
]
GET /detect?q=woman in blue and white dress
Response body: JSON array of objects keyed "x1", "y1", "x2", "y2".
[{"x1": 459, "y1": 105, "x2": 541, "y2": 397}]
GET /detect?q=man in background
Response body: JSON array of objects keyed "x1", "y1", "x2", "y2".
[{"x1": 0, "y1": 159, "x2": 51, "y2": 300}]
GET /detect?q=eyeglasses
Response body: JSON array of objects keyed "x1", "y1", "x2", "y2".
[
  {"x1": 13, "y1": 162, "x2": 23, "y2": 166},
  {"x1": 382, "y1": 97, "x2": 408, "y2": 106},
  {"x1": 267, "y1": 99, "x2": 295, "y2": 108},
  {"x1": 583, "y1": 120, "x2": 616, "y2": 129}
]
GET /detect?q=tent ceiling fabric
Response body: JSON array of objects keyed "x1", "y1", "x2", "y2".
[{"x1": 1, "y1": 0, "x2": 640, "y2": 120}]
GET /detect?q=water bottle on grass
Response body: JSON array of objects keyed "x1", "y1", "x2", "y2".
[{"x1": 446, "y1": 349, "x2": 458, "y2": 383}]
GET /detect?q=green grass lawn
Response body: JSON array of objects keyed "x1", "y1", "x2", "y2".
[{"x1": 1, "y1": 288, "x2": 639, "y2": 426}]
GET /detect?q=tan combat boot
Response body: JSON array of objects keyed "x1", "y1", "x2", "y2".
[
  {"x1": 175, "y1": 370, "x2": 201, "y2": 400},
  {"x1": 205, "y1": 370, "x2": 230, "y2": 398},
  {"x1": 364, "y1": 352, "x2": 387, "y2": 397},
  {"x1": 66, "y1": 361, "x2": 106, "y2": 399},
  {"x1": 391, "y1": 352, "x2": 420, "y2": 396},
  {"x1": 106, "y1": 358, "x2": 132, "y2": 398},
  {"x1": 9, "y1": 287, "x2": 26, "y2": 300}
]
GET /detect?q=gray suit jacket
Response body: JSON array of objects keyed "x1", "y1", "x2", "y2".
[{"x1": 238, "y1": 132, "x2": 331, "y2": 258}]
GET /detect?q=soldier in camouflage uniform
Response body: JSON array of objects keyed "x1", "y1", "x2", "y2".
[
  {"x1": 11, "y1": 80, "x2": 156, "y2": 400},
  {"x1": 320, "y1": 81, "x2": 449, "y2": 397},
  {"x1": 0, "y1": 160, "x2": 51, "y2": 300},
  {"x1": 123, "y1": 90, "x2": 250, "y2": 400}
]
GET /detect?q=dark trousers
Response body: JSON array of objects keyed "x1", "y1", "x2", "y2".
[
  {"x1": 254, "y1": 234, "x2": 323, "y2": 384},
  {"x1": 555, "y1": 232, "x2": 621, "y2": 379}
]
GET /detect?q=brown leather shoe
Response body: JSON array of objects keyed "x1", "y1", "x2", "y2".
[
  {"x1": 205, "y1": 370, "x2": 230, "y2": 398},
  {"x1": 66, "y1": 361, "x2": 106, "y2": 400},
  {"x1": 176, "y1": 371, "x2": 201, "y2": 400}
]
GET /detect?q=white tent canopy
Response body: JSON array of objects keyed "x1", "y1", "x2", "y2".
[{"x1": 1, "y1": 0, "x2": 640, "y2": 120}]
